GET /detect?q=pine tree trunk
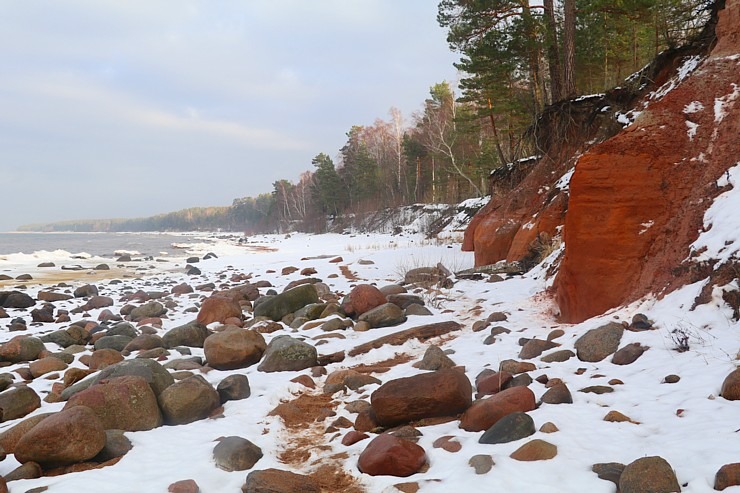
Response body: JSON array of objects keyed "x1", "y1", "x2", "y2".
[
  {"x1": 563, "y1": 0, "x2": 577, "y2": 97},
  {"x1": 544, "y1": 0, "x2": 563, "y2": 102}
]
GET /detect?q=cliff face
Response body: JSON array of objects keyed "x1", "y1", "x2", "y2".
[
  {"x1": 555, "y1": 0, "x2": 739, "y2": 322},
  {"x1": 465, "y1": 0, "x2": 739, "y2": 323}
]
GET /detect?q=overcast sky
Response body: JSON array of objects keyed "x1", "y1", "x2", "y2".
[{"x1": 0, "y1": 1, "x2": 459, "y2": 231}]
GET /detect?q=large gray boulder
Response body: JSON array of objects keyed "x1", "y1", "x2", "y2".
[
  {"x1": 253, "y1": 284, "x2": 319, "y2": 321},
  {"x1": 574, "y1": 322, "x2": 624, "y2": 362},
  {"x1": 257, "y1": 336, "x2": 318, "y2": 373},
  {"x1": 162, "y1": 321, "x2": 210, "y2": 348}
]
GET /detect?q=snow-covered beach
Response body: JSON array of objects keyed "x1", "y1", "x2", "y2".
[{"x1": 0, "y1": 231, "x2": 737, "y2": 493}]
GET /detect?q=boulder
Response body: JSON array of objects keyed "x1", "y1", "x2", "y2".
[
  {"x1": 0, "y1": 413, "x2": 52, "y2": 453},
  {"x1": 217, "y1": 374, "x2": 251, "y2": 404},
  {"x1": 14, "y1": 406, "x2": 106, "y2": 468},
  {"x1": 459, "y1": 386, "x2": 536, "y2": 432},
  {"x1": 510, "y1": 439, "x2": 557, "y2": 461},
  {"x1": 242, "y1": 469, "x2": 320, "y2": 493},
  {"x1": 720, "y1": 368, "x2": 740, "y2": 400},
  {"x1": 257, "y1": 335, "x2": 318, "y2": 373},
  {"x1": 29, "y1": 357, "x2": 68, "y2": 378},
  {"x1": 213, "y1": 436, "x2": 263, "y2": 471},
  {"x1": 342, "y1": 284, "x2": 387, "y2": 317},
  {"x1": 40, "y1": 328, "x2": 87, "y2": 348},
  {"x1": 168, "y1": 480, "x2": 199, "y2": 493},
  {"x1": 612, "y1": 343, "x2": 648, "y2": 365},
  {"x1": 74, "y1": 284, "x2": 99, "y2": 298},
  {"x1": 0, "y1": 336, "x2": 45, "y2": 363},
  {"x1": 252, "y1": 284, "x2": 320, "y2": 321},
  {"x1": 413, "y1": 345, "x2": 456, "y2": 371},
  {"x1": 94, "y1": 335, "x2": 133, "y2": 352},
  {"x1": 37, "y1": 291, "x2": 73, "y2": 302},
  {"x1": 476, "y1": 370, "x2": 513, "y2": 396},
  {"x1": 715, "y1": 463, "x2": 740, "y2": 491},
  {"x1": 371, "y1": 369, "x2": 472, "y2": 427},
  {"x1": 204, "y1": 329, "x2": 266, "y2": 370},
  {"x1": 107, "y1": 322, "x2": 138, "y2": 338},
  {"x1": 64, "y1": 375, "x2": 162, "y2": 431},
  {"x1": 162, "y1": 321, "x2": 210, "y2": 348},
  {"x1": 479, "y1": 412, "x2": 536, "y2": 444},
  {"x1": 89, "y1": 348, "x2": 125, "y2": 371},
  {"x1": 358, "y1": 303, "x2": 407, "y2": 328},
  {"x1": 357, "y1": 434, "x2": 427, "y2": 477},
  {"x1": 0, "y1": 386, "x2": 41, "y2": 422},
  {"x1": 0, "y1": 291, "x2": 35, "y2": 309},
  {"x1": 94, "y1": 429, "x2": 133, "y2": 462},
  {"x1": 619, "y1": 456, "x2": 680, "y2": 493},
  {"x1": 519, "y1": 339, "x2": 559, "y2": 359},
  {"x1": 158, "y1": 375, "x2": 220, "y2": 425},
  {"x1": 574, "y1": 322, "x2": 624, "y2": 362},
  {"x1": 540, "y1": 349, "x2": 576, "y2": 363},
  {"x1": 540, "y1": 382, "x2": 573, "y2": 405},
  {"x1": 197, "y1": 297, "x2": 242, "y2": 325},
  {"x1": 129, "y1": 301, "x2": 167, "y2": 322},
  {"x1": 64, "y1": 359, "x2": 174, "y2": 400},
  {"x1": 79, "y1": 296, "x2": 114, "y2": 311}
]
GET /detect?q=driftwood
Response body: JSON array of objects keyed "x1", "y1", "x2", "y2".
[{"x1": 348, "y1": 321, "x2": 463, "y2": 357}]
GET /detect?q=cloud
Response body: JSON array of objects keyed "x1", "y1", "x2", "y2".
[{"x1": 0, "y1": 0, "x2": 459, "y2": 231}]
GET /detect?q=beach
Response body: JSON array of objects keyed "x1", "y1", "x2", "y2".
[{"x1": 0, "y1": 232, "x2": 737, "y2": 492}]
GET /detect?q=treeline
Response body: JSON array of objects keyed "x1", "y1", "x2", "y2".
[
  {"x1": 18, "y1": 207, "x2": 232, "y2": 232},
  {"x1": 21, "y1": 0, "x2": 714, "y2": 234}
]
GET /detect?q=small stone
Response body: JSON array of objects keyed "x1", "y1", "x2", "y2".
[
  {"x1": 479, "y1": 412, "x2": 535, "y2": 444},
  {"x1": 720, "y1": 368, "x2": 740, "y2": 400},
  {"x1": 468, "y1": 454, "x2": 494, "y2": 474},
  {"x1": 541, "y1": 382, "x2": 573, "y2": 405},
  {"x1": 341, "y1": 431, "x2": 369, "y2": 446},
  {"x1": 499, "y1": 359, "x2": 535, "y2": 374},
  {"x1": 168, "y1": 479, "x2": 199, "y2": 493},
  {"x1": 413, "y1": 345, "x2": 455, "y2": 371},
  {"x1": 604, "y1": 410, "x2": 638, "y2": 424},
  {"x1": 579, "y1": 385, "x2": 614, "y2": 394},
  {"x1": 539, "y1": 422, "x2": 559, "y2": 433},
  {"x1": 432, "y1": 435, "x2": 461, "y2": 453},
  {"x1": 612, "y1": 343, "x2": 648, "y2": 365},
  {"x1": 509, "y1": 439, "x2": 557, "y2": 461},
  {"x1": 663, "y1": 374, "x2": 680, "y2": 384},
  {"x1": 592, "y1": 462, "x2": 626, "y2": 487}
]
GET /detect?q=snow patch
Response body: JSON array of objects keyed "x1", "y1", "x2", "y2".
[
  {"x1": 685, "y1": 120, "x2": 699, "y2": 141},
  {"x1": 690, "y1": 163, "x2": 740, "y2": 264},
  {"x1": 650, "y1": 55, "x2": 703, "y2": 100},
  {"x1": 683, "y1": 101, "x2": 704, "y2": 114},
  {"x1": 555, "y1": 167, "x2": 575, "y2": 191},
  {"x1": 713, "y1": 83, "x2": 739, "y2": 124},
  {"x1": 639, "y1": 220, "x2": 655, "y2": 235}
]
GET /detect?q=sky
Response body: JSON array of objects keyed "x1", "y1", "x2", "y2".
[{"x1": 0, "y1": 1, "x2": 460, "y2": 232}]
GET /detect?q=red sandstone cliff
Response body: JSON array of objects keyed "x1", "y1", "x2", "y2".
[{"x1": 465, "y1": 0, "x2": 740, "y2": 323}]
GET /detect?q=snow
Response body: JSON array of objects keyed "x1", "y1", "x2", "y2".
[
  {"x1": 555, "y1": 168, "x2": 575, "y2": 191},
  {"x1": 686, "y1": 120, "x2": 699, "y2": 141},
  {"x1": 639, "y1": 220, "x2": 655, "y2": 234},
  {"x1": 0, "y1": 222, "x2": 738, "y2": 492},
  {"x1": 714, "y1": 83, "x2": 739, "y2": 124},
  {"x1": 683, "y1": 101, "x2": 705, "y2": 114},
  {"x1": 690, "y1": 163, "x2": 740, "y2": 265},
  {"x1": 650, "y1": 55, "x2": 704, "y2": 101}
]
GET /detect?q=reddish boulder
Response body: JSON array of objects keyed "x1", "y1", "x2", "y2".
[
  {"x1": 0, "y1": 336, "x2": 45, "y2": 363},
  {"x1": 168, "y1": 479, "x2": 200, "y2": 493},
  {"x1": 14, "y1": 406, "x2": 106, "y2": 468},
  {"x1": 204, "y1": 329, "x2": 266, "y2": 370},
  {"x1": 29, "y1": 357, "x2": 68, "y2": 378},
  {"x1": 371, "y1": 369, "x2": 472, "y2": 427},
  {"x1": 720, "y1": 368, "x2": 740, "y2": 400},
  {"x1": 459, "y1": 386, "x2": 536, "y2": 432},
  {"x1": 197, "y1": 296, "x2": 242, "y2": 325},
  {"x1": 0, "y1": 386, "x2": 41, "y2": 422},
  {"x1": 476, "y1": 371, "x2": 513, "y2": 396},
  {"x1": 242, "y1": 469, "x2": 320, "y2": 493},
  {"x1": 357, "y1": 434, "x2": 426, "y2": 477},
  {"x1": 715, "y1": 463, "x2": 740, "y2": 491},
  {"x1": 89, "y1": 348, "x2": 124, "y2": 371},
  {"x1": 64, "y1": 375, "x2": 162, "y2": 431},
  {"x1": 342, "y1": 284, "x2": 387, "y2": 317}
]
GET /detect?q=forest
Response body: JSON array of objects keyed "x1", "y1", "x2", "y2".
[{"x1": 20, "y1": 0, "x2": 715, "y2": 233}]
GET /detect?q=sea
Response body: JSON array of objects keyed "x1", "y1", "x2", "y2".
[{"x1": 0, "y1": 232, "x2": 217, "y2": 257}]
